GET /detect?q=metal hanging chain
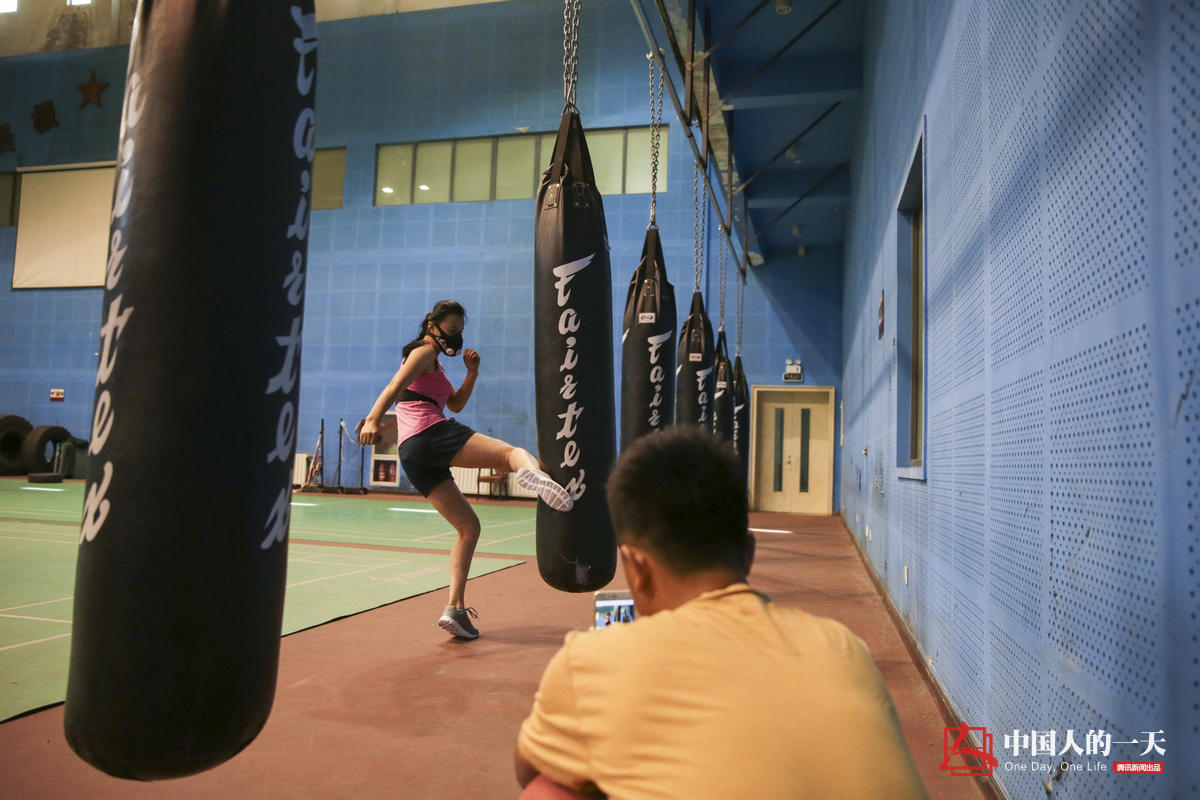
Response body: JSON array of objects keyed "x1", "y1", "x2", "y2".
[
  {"x1": 647, "y1": 52, "x2": 664, "y2": 226},
  {"x1": 736, "y1": 269, "x2": 745, "y2": 357},
  {"x1": 717, "y1": 224, "x2": 728, "y2": 332},
  {"x1": 692, "y1": 159, "x2": 707, "y2": 291},
  {"x1": 562, "y1": 0, "x2": 582, "y2": 110}
]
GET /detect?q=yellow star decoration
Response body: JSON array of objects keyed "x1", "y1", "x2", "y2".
[{"x1": 77, "y1": 70, "x2": 109, "y2": 109}]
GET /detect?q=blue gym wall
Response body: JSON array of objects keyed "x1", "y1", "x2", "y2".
[
  {"x1": 840, "y1": 1, "x2": 1198, "y2": 798},
  {"x1": 0, "y1": 0, "x2": 842, "y2": 499}
]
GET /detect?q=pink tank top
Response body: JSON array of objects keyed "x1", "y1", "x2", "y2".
[{"x1": 395, "y1": 359, "x2": 455, "y2": 443}]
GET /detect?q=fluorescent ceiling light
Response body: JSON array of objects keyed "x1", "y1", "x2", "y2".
[
  {"x1": 380, "y1": 186, "x2": 394, "y2": 193},
  {"x1": 418, "y1": 184, "x2": 430, "y2": 191}
]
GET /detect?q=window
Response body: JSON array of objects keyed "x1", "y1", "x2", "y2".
[
  {"x1": 413, "y1": 141, "x2": 452, "y2": 204},
  {"x1": 312, "y1": 148, "x2": 346, "y2": 210},
  {"x1": 585, "y1": 129, "x2": 625, "y2": 196},
  {"x1": 67, "y1": 0, "x2": 92, "y2": 5},
  {"x1": 495, "y1": 135, "x2": 537, "y2": 200},
  {"x1": 896, "y1": 135, "x2": 925, "y2": 477},
  {"x1": 452, "y1": 138, "x2": 493, "y2": 202},
  {"x1": 376, "y1": 143, "x2": 414, "y2": 206},
  {"x1": 0, "y1": 0, "x2": 17, "y2": 13},
  {"x1": 373, "y1": 126, "x2": 667, "y2": 206}
]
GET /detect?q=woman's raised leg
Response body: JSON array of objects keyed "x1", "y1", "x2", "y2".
[
  {"x1": 451, "y1": 433, "x2": 573, "y2": 511},
  {"x1": 450, "y1": 431, "x2": 537, "y2": 472}
]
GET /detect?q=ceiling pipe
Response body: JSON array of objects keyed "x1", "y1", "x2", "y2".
[{"x1": 703, "y1": 0, "x2": 771, "y2": 59}]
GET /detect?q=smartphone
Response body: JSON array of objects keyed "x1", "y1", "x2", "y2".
[{"x1": 594, "y1": 589, "x2": 635, "y2": 629}]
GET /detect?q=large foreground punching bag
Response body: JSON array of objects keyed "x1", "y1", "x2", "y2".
[
  {"x1": 732, "y1": 355, "x2": 751, "y2": 483},
  {"x1": 533, "y1": 110, "x2": 616, "y2": 592},
  {"x1": 676, "y1": 291, "x2": 716, "y2": 428},
  {"x1": 711, "y1": 331, "x2": 734, "y2": 442},
  {"x1": 65, "y1": 2, "x2": 316, "y2": 779},
  {"x1": 620, "y1": 226, "x2": 676, "y2": 448}
]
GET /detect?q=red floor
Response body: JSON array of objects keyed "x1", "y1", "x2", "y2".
[{"x1": 0, "y1": 509, "x2": 987, "y2": 799}]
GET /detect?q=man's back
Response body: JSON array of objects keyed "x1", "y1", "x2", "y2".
[{"x1": 518, "y1": 584, "x2": 928, "y2": 800}]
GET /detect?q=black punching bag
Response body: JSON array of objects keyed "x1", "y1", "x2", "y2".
[
  {"x1": 65, "y1": 1, "x2": 316, "y2": 779},
  {"x1": 732, "y1": 355, "x2": 751, "y2": 484},
  {"x1": 711, "y1": 331, "x2": 734, "y2": 442},
  {"x1": 620, "y1": 226, "x2": 676, "y2": 448},
  {"x1": 533, "y1": 109, "x2": 616, "y2": 592},
  {"x1": 675, "y1": 291, "x2": 716, "y2": 428}
]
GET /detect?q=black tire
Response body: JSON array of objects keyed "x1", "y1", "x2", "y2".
[
  {"x1": 22, "y1": 425, "x2": 70, "y2": 474},
  {"x1": 28, "y1": 472, "x2": 64, "y2": 484},
  {"x1": 0, "y1": 415, "x2": 33, "y2": 476}
]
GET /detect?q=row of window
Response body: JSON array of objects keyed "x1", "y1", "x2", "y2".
[
  {"x1": 0, "y1": 124, "x2": 666, "y2": 228},
  {"x1": 0, "y1": 0, "x2": 91, "y2": 12},
  {"x1": 311, "y1": 125, "x2": 668, "y2": 210}
]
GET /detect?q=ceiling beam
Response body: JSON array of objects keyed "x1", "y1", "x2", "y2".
[
  {"x1": 718, "y1": 51, "x2": 861, "y2": 110},
  {"x1": 744, "y1": 167, "x2": 850, "y2": 207}
]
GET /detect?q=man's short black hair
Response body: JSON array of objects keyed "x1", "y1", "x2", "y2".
[{"x1": 606, "y1": 426, "x2": 749, "y2": 574}]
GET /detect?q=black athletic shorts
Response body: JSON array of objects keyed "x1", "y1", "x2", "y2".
[{"x1": 397, "y1": 419, "x2": 476, "y2": 497}]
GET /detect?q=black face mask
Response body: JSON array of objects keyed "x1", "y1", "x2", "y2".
[{"x1": 431, "y1": 323, "x2": 464, "y2": 356}]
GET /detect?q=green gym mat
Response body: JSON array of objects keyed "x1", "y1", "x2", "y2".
[
  {"x1": 0, "y1": 488, "x2": 521, "y2": 722},
  {"x1": 0, "y1": 478, "x2": 538, "y2": 556}
]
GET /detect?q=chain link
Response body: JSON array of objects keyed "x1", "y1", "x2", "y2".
[
  {"x1": 562, "y1": 0, "x2": 582, "y2": 109},
  {"x1": 693, "y1": 160, "x2": 707, "y2": 291},
  {"x1": 717, "y1": 224, "x2": 727, "y2": 331},
  {"x1": 647, "y1": 52, "x2": 664, "y2": 226},
  {"x1": 736, "y1": 267, "x2": 745, "y2": 356}
]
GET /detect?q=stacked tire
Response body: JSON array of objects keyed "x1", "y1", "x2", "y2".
[
  {"x1": 0, "y1": 414, "x2": 82, "y2": 480},
  {"x1": 0, "y1": 415, "x2": 32, "y2": 475}
]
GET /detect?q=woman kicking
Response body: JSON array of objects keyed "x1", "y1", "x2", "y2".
[{"x1": 357, "y1": 300, "x2": 572, "y2": 640}]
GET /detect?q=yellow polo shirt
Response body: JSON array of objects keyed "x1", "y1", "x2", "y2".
[{"x1": 518, "y1": 584, "x2": 928, "y2": 800}]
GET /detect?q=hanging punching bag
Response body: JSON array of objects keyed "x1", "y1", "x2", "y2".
[
  {"x1": 65, "y1": 1, "x2": 316, "y2": 779},
  {"x1": 533, "y1": 109, "x2": 616, "y2": 593},
  {"x1": 621, "y1": 226, "x2": 676, "y2": 449},
  {"x1": 732, "y1": 355, "x2": 751, "y2": 484},
  {"x1": 675, "y1": 291, "x2": 716, "y2": 428},
  {"x1": 711, "y1": 331, "x2": 734, "y2": 442}
]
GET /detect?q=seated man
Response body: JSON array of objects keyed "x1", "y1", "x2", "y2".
[{"x1": 515, "y1": 427, "x2": 928, "y2": 799}]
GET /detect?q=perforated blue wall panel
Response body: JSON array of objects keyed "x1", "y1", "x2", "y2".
[{"x1": 843, "y1": 0, "x2": 1197, "y2": 797}]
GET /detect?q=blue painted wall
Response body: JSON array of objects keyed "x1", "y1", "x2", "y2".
[
  {"x1": 0, "y1": 0, "x2": 842, "y2": 500},
  {"x1": 841, "y1": 1, "x2": 1198, "y2": 797}
]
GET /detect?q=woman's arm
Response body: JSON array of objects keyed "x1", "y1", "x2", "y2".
[
  {"x1": 445, "y1": 348, "x2": 480, "y2": 413},
  {"x1": 358, "y1": 345, "x2": 435, "y2": 444}
]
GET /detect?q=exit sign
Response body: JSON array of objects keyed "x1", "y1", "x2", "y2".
[
  {"x1": 50, "y1": 388, "x2": 65, "y2": 401},
  {"x1": 783, "y1": 360, "x2": 804, "y2": 382}
]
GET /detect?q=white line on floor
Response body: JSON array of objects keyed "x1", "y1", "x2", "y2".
[
  {"x1": 0, "y1": 613, "x2": 71, "y2": 624},
  {"x1": 479, "y1": 530, "x2": 535, "y2": 546},
  {"x1": 387, "y1": 507, "x2": 438, "y2": 514},
  {"x1": 749, "y1": 527, "x2": 795, "y2": 534},
  {"x1": 20, "y1": 487, "x2": 65, "y2": 492},
  {"x1": 0, "y1": 633, "x2": 71, "y2": 652},
  {"x1": 0, "y1": 596, "x2": 73, "y2": 613},
  {"x1": 0, "y1": 535, "x2": 76, "y2": 545},
  {"x1": 286, "y1": 560, "x2": 408, "y2": 588}
]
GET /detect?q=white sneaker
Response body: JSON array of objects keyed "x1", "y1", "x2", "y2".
[
  {"x1": 437, "y1": 605, "x2": 479, "y2": 640},
  {"x1": 516, "y1": 467, "x2": 574, "y2": 511}
]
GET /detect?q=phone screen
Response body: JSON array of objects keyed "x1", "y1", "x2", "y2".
[{"x1": 594, "y1": 592, "x2": 636, "y2": 629}]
